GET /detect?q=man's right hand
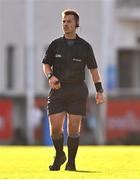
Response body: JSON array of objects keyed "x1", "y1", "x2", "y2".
[{"x1": 48, "y1": 75, "x2": 61, "y2": 89}]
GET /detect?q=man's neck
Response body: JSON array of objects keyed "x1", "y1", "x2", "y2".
[{"x1": 64, "y1": 33, "x2": 76, "y2": 39}]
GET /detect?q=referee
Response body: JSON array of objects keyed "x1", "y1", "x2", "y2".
[{"x1": 42, "y1": 9, "x2": 105, "y2": 171}]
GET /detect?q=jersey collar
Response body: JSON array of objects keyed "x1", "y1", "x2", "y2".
[{"x1": 63, "y1": 34, "x2": 80, "y2": 40}]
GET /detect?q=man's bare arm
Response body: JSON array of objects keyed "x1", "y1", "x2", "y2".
[{"x1": 90, "y1": 68, "x2": 105, "y2": 104}]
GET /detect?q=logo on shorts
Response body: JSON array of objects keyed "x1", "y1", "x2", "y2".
[
  {"x1": 55, "y1": 54, "x2": 62, "y2": 58},
  {"x1": 72, "y1": 58, "x2": 82, "y2": 62}
]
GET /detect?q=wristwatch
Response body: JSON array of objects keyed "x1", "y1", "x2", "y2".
[{"x1": 47, "y1": 72, "x2": 53, "y2": 80}]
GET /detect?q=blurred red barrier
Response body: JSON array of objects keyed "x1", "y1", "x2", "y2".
[
  {"x1": 0, "y1": 99, "x2": 13, "y2": 140},
  {"x1": 107, "y1": 100, "x2": 140, "y2": 140}
]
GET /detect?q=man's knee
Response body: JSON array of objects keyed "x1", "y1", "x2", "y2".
[
  {"x1": 51, "y1": 128, "x2": 63, "y2": 139},
  {"x1": 68, "y1": 123, "x2": 81, "y2": 136}
]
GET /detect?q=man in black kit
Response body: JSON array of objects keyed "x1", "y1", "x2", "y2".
[{"x1": 42, "y1": 9, "x2": 105, "y2": 171}]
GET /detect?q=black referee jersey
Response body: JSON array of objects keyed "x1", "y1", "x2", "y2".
[{"x1": 42, "y1": 34, "x2": 98, "y2": 83}]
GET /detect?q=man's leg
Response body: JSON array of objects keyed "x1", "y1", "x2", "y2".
[
  {"x1": 49, "y1": 112, "x2": 66, "y2": 170},
  {"x1": 66, "y1": 114, "x2": 82, "y2": 171}
]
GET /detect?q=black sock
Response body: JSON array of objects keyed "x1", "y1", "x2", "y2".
[
  {"x1": 52, "y1": 135, "x2": 64, "y2": 156},
  {"x1": 67, "y1": 136, "x2": 80, "y2": 163}
]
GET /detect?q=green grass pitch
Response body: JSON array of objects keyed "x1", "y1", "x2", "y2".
[{"x1": 0, "y1": 146, "x2": 140, "y2": 179}]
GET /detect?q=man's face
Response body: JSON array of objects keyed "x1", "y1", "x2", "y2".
[{"x1": 62, "y1": 15, "x2": 77, "y2": 34}]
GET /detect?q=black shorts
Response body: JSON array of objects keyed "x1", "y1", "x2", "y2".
[{"x1": 47, "y1": 81, "x2": 89, "y2": 116}]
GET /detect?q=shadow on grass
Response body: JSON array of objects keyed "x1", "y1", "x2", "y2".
[{"x1": 74, "y1": 170, "x2": 102, "y2": 173}]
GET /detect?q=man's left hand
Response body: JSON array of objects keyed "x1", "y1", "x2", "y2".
[{"x1": 95, "y1": 92, "x2": 105, "y2": 104}]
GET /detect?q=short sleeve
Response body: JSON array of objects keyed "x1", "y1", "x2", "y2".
[
  {"x1": 86, "y1": 44, "x2": 98, "y2": 69},
  {"x1": 42, "y1": 42, "x2": 54, "y2": 66}
]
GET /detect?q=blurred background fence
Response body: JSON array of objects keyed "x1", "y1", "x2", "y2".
[{"x1": 0, "y1": 0, "x2": 140, "y2": 145}]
